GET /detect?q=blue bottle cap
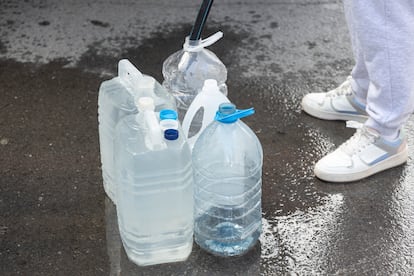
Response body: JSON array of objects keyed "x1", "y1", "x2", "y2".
[
  {"x1": 160, "y1": 109, "x2": 178, "y2": 120},
  {"x1": 164, "y1": 129, "x2": 179, "y2": 140},
  {"x1": 215, "y1": 103, "x2": 255, "y2": 123},
  {"x1": 219, "y1": 103, "x2": 236, "y2": 115}
]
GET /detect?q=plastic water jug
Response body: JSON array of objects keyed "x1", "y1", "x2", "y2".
[
  {"x1": 192, "y1": 103, "x2": 263, "y2": 257},
  {"x1": 114, "y1": 97, "x2": 193, "y2": 266},
  {"x1": 98, "y1": 59, "x2": 176, "y2": 204},
  {"x1": 162, "y1": 32, "x2": 228, "y2": 128},
  {"x1": 182, "y1": 79, "x2": 230, "y2": 150}
]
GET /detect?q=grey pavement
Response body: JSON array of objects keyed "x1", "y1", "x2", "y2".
[{"x1": 1, "y1": 0, "x2": 414, "y2": 275}]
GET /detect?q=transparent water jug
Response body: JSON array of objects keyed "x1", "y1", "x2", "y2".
[
  {"x1": 182, "y1": 79, "x2": 230, "y2": 150},
  {"x1": 114, "y1": 97, "x2": 193, "y2": 266},
  {"x1": 98, "y1": 59, "x2": 176, "y2": 204},
  {"x1": 162, "y1": 32, "x2": 228, "y2": 128},
  {"x1": 192, "y1": 103, "x2": 263, "y2": 257}
]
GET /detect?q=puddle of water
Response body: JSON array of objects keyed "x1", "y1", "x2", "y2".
[{"x1": 263, "y1": 194, "x2": 344, "y2": 275}]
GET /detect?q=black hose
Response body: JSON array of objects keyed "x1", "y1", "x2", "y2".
[{"x1": 189, "y1": 0, "x2": 214, "y2": 41}]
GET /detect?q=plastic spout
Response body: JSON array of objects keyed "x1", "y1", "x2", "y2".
[
  {"x1": 118, "y1": 59, "x2": 144, "y2": 91},
  {"x1": 136, "y1": 97, "x2": 166, "y2": 151},
  {"x1": 215, "y1": 103, "x2": 255, "y2": 124}
]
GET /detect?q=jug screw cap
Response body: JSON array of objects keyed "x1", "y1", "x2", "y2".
[
  {"x1": 164, "y1": 129, "x2": 179, "y2": 140},
  {"x1": 136, "y1": 97, "x2": 155, "y2": 111},
  {"x1": 160, "y1": 119, "x2": 179, "y2": 131},
  {"x1": 218, "y1": 103, "x2": 236, "y2": 115},
  {"x1": 215, "y1": 103, "x2": 255, "y2": 124},
  {"x1": 160, "y1": 109, "x2": 178, "y2": 120},
  {"x1": 201, "y1": 79, "x2": 222, "y2": 95}
]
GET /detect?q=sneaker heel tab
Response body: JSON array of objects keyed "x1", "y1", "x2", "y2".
[{"x1": 346, "y1": 120, "x2": 363, "y2": 129}]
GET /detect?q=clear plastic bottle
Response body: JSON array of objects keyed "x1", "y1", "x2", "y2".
[
  {"x1": 162, "y1": 32, "x2": 228, "y2": 127},
  {"x1": 114, "y1": 97, "x2": 193, "y2": 266},
  {"x1": 192, "y1": 103, "x2": 263, "y2": 257},
  {"x1": 182, "y1": 79, "x2": 230, "y2": 150},
  {"x1": 98, "y1": 59, "x2": 176, "y2": 204}
]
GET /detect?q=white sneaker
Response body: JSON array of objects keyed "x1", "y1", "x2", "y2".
[
  {"x1": 314, "y1": 121, "x2": 408, "y2": 182},
  {"x1": 301, "y1": 77, "x2": 368, "y2": 122}
]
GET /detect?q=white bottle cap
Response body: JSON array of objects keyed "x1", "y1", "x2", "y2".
[
  {"x1": 202, "y1": 79, "x2": 220, "y2": 94},
  {"x1": 136, "y1": 97, "x2": 155, "y2": 112},
  {"x1": 160, "y1": 119, "x2": 179, "y2": 131},
  {"x1": 140, "y1": 76, "x2": 155, "y2": 90}
]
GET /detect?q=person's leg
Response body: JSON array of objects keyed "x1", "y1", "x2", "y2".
[
  {"x1": 352, "y1": 0, "x2": 414, "y2": 139},
  {"x1": 314, "y1": 0, "x2": 414, "y2": 182},
  {"x1": 343, "y1": 0, "x2": 369, "y2": 103},
  {"x1": 300, "y1": 0, "x2": 370, "y2": 122}
]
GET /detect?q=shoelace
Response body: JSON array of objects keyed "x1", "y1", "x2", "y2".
[
  {"x1": 326, "y1": 76, "x2": 352, "y2": 98},
  {"x1": 339, "y1": 121, "x2": 380, "y2": 156}
]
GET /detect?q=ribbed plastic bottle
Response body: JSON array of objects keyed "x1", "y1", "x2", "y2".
[
  {"x1": 182, "y1": 79, "x2": 230, "y2": 150},
  {"x1": 98, "y1": 59, "x2": 176, "y2": 204},
  {"x1": 114, "y1": 97, "x2": 193, "y2": 266},
  {"x1": 162, "y1": 32, "x2": 228, "y2": 128},
  {"x1": 192, "y1": 103, "x2": 263, "y2": 257}
]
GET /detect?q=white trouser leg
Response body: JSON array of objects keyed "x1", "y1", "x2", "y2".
[
  {"x1": 343, "y1": 0, "x2": 369, "y2": 102},
  {"x1": 350, "y1": 0, "x2": 414, "y2": 137}
]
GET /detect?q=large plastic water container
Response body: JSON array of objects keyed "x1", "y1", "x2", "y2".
[
  {"x1": 114, "y1": 97, "x2": 193, "y2": 266},
  {"x1": 162, "y1": 32, "x2": 228, "y2": 128},
  {"x1": 192, "y1": 103, "x2": 263, "y2": 257},
  {"x1": 182, "y1": 79, "x2": 230, "y2": 150},
  {"x1": 98, "y1": 59, "x2": 176, "y2": 204}
]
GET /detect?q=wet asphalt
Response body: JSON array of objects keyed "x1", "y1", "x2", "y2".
[{"x1": 1, "y1": 0, "x2": 414, "y2": 275}]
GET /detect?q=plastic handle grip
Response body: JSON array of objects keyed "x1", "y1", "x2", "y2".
[
  {"x1": 118, "y1": 59, "x2": 143, "y2": 88},
  {"x1": 182, "y1": 95, "x2": 203, "y2": 141},
  {"x1": 182, "y1": 90, "x2": 230, "y2": 147},
  {"x1": 144, "y1": 110, "x2": 165, "y2": 150}
]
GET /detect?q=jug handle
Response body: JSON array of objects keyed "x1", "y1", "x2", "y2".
[
  {"x1": 182, "y1": 98, "x2": 202, "y2": 144},
  {"x1": 183, "y1": 94, "x2": 230, "y2": 148},
  {"x1": 118, "y1": 59, "x2": 143, "y2": 87}
]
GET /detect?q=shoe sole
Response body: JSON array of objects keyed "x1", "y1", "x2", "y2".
[
  {"x1": 302, "y1": 100, "x2": 368, "y2": 123},
  {"x1": 314, "y1": 146, "x2": 408, "y2": 183}
]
